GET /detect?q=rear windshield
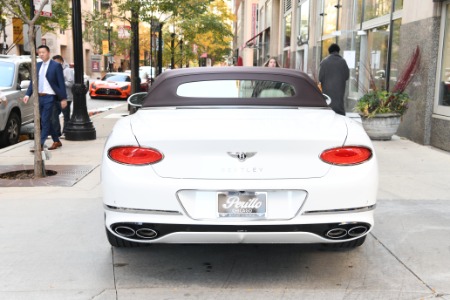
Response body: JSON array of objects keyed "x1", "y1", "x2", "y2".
[{"x1": 177, "y1": 80, "x2": 295, "y2": 98}]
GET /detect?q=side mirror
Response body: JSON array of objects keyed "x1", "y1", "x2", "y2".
[
  {"x1": 127, "y1": 92, "x2": 147, "y2": 108},
  {"x1": 323, "y1": 93, "x2": 332, "y2": 106},
  {"x1": 20, "y1": 80, "x2": 31, "y2": 90}
]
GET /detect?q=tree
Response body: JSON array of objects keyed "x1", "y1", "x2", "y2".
[
  {"x1": 113, "y1": 0, "x2": 212, "y2": 72},
  {"x1": 0, "y1": 0, "x2": 52, "y2": 178},
  {"x1": 170, "y1": 0, "x2": 234, "y2": 66}
]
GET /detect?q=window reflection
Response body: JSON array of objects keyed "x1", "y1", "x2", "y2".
[
  {"x1": 440, "y1": 4, "x2": 450, "y2": 107},
  {"x1": 322, "y1": 0, "x2": 338, "y2": 35},
  {"x1": 284, "y1": 13, "x2": 292, "y2": 48},
  {"x1": 364, "y1": 0, "x2": 403, "y2": 20},
  {"x1": 298, "y1": 0, "x2": 310, "y2": 45}
]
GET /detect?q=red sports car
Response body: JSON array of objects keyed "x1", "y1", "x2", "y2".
[{"x1": 89, "y1": 73, "x2": 132, "y2": 100}]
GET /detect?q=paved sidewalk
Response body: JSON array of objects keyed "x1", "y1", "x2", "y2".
[{"x1": 0, "y1": 105, "x2": 449, "y2": 299}]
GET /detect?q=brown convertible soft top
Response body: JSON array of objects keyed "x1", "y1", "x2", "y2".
[{"x1": 142, "y1": 67, "x2": 327, "y2": 108}]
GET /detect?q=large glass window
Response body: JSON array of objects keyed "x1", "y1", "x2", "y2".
[
  {"x1": 364, "y1": 0, "x2": 403, "y2": 20},
  {"x1": 356, "y1": 19, "x2": 400, "y2": 94},
  {"x1": 438, "y1": 3, "x2": 450, "y2": 109},
  {"x1": 297, "y1": 0, "x2": 310, "y2": 45},
  {"x1": 284, "y1": 13, "x2": 292, "y2": 48},
  {"x1": 265, "y1": 0, "x2": 272, "y2": 29},
  {"x1": 322, "y1": 0, "x2": 338, "y2": 35}
]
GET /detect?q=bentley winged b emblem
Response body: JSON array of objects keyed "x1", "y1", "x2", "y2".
[{"x1": 227, "y1": 152, "x2": 257, "y2": 162}]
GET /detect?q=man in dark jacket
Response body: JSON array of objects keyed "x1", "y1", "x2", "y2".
[
  {"x1": 23, "y1": 45, "x2": 68, "y2": 150},
  {"x1": 319, "y1": 43, "x2": 350, "y2": 115}
]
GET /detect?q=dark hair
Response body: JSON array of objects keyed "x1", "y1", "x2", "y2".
[
  {"x1": 328, "y1": 43, "x2": 340, "y2": 54},
  {"x1": 37, "y1": 45, "x2": 50, "y2": 52},
  {"x1": 52, "y1": 55, "x2": 64, "y2": 61}
]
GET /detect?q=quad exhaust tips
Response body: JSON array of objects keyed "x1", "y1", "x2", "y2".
[
  {"x1": 325, "y1": 224, "x2": 369, "y2": 240},
  {"x1": 113, "y1": 225, "x2": 158, "y2": 240}
]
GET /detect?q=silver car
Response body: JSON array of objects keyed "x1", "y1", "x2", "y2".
[{"x1": 0, "y1": 55, "x2": 33, "y2": 147}]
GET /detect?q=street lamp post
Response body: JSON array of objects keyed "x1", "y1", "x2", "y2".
[
  {"x1": 157, "y1": 23, "x2": 164, "y2": 75},
  {"x1": 170, "y1": 32, "x2": 175, "y2": 69},
  {"x1": 65, "y1": 0, "x2": 96, "y2": 141},
  {"x1": 104, "y1": 22, "x2": 113, "y2": 72},
  {"x1": 178, "y1": 34, "x2": 183, "y2": 69}
]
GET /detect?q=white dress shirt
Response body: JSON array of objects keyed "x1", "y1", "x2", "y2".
[{"x1": 39, "y1": 61, "x2": 56, "y2": 95}]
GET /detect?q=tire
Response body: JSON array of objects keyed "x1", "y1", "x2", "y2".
[
  {"x1": 0, "y1": 112, "x2": 21, "y2": 147},
  {"x1": 323, "y1": 236, "x2": 367, "y2": 250},
  {"x1": 105, "y1": 228, "x2": 147, "y2": 248}
]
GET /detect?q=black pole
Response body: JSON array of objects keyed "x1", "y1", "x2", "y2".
[
  {"x1": 385, "y1": 0, "x2": 396, "y2": 91},
  {"x1": 180, "y1": 38, "x2": 183, "y2": 68},
  {"x1": 107, "y1": 27, "x2": 111, "y2": 72},
  {"x1": 29, "y1": 0, "x2": 35, "y2": 54},
  {"x1": 65, "y1": 0, "x2": 96, "y2": 141},
  {"x1": 170, "y1": 33, "x2": 175, "y2": 69},
  {"x1": 157, "y1": 23, "x2": 163, "y2": 75},
  {"x1": 131, "y1": 3, "x2": 140, "y2": 94},
  {"x1": 150, "y1": 22, "x2": 153, "y2": 82}
]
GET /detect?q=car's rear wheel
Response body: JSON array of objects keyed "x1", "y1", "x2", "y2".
[
  {"x1": 0, "y1": 112, "x2": 21, "y2": 147},
  {"x1": 323, "y1": 235, "x2": 367, "y2": 250},
  {"x1": 105, "y1": 227, "x2": 148, "y2": 248}
]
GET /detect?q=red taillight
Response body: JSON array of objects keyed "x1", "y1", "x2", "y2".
[
  {"x1": 320, "y1": 146, "x2": 372, "y2": 165},
  {"x1": 108, "y1": 146, "x2": 163, "y2": 165}
]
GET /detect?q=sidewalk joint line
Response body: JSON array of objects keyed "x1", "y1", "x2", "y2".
[
  {"x1": 370, "y1": 232, "x2": 439, "y2": 297},
  {"x1": 111, "y1": 247, "x2": 118, "y2": 300}
]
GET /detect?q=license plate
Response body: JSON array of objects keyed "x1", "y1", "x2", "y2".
[{"x1": 218, "y1": 191, "x2": 267, "y2": 218}]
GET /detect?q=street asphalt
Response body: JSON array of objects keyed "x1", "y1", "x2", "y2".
[{"x1": 0, "y1": 104, "x2": 449, "y2": 300}]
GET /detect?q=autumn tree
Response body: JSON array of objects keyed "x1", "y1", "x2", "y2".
[
  {"x1": 168, "y1": 0, "x2": 234, "y2": 67},
  {"x1": 0, "y1": 0, "x2": 70, "y2": 177}
]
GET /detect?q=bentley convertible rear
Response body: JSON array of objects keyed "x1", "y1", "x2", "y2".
[{"x1": 102, "y1": 67, "x2": 378, "y2": 249}]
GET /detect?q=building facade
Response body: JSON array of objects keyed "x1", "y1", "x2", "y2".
[{"x1": 234, "y1": 0, "x2": 450, "y2": 152}]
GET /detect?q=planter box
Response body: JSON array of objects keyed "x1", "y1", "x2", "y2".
[{"x1": 360, "y1": 113, "x2": 401, "y2": 141}]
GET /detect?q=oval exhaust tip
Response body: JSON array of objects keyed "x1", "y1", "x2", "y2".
[
  {"x1": 326, "y1": 228, "x2": 347, "y2": 239},
  {"x1": 348, "y1": 226, "x2": 368, "y2": 237},
  {"x1": 114, "y1": 226, "x2": 135, "y2": 237},
  {"x1": 136, "y1": 228, "x2": 158, "y2": 239}
]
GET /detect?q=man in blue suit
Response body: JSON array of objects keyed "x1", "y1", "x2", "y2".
[{"x1": 23, "y1": 45, "x2": 68, "y2": 151}]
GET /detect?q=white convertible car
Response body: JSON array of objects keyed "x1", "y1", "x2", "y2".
[{"x1": 102, "y1": 67, "x2": 378, "y2": 248}]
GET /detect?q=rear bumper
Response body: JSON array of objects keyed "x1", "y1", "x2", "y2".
[{"x1": 104, "y1": 206, "x2": 374, "y2": 244}]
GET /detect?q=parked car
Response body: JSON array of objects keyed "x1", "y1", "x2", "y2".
[
  {"x1": 102, "y1": 67, "x2": 378, "y2": 248},
  {"x1": 117, "y1": 70, "x2": 150, "y2": 92},
  {"x1": 0, "y1": 55, "x2": 33, "y2": 147},
  {"x1": 89, "y1": 72, "x2": 132, "y2": 100}
]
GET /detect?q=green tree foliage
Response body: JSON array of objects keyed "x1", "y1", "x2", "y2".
[
  {"x1": 176, "y1": 0, "x2": 234, "y2": 66},
  {"x1": 82, "y1": 10, "x2": 129, "y2": 56},
  {"x1": 0, "y1": 0, "x2": 70, "y2": 33}
]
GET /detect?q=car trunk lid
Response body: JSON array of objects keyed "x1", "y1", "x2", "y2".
[{"x1": 130, "y1": 108, "x2": 347, "y2": 179}]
